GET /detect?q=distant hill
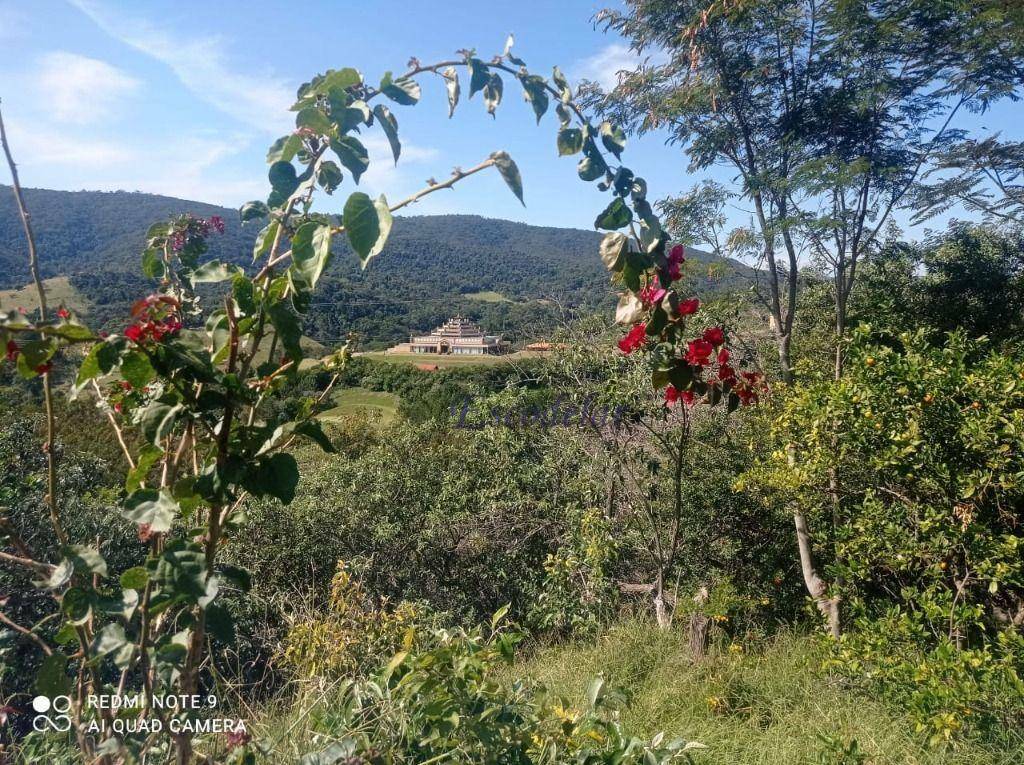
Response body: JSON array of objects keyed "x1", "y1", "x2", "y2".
[{"x1": 0, "y1": 187, "x2": 755, "y2": 347}]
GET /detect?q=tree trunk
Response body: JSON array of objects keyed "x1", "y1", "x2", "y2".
[
  {"x1": 687, "y1": 585, "x2": 711, "y2": 659},
  {"x1": 653, "y1": 574, "x2": 672, "y2": 629},
  {"x1": 794, "y1": 508, "x2": 840, "y2": 638}
]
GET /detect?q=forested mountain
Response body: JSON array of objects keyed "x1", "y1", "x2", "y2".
[{"x1": 0, "y1": 187, "x2": 754, "y2": 346}]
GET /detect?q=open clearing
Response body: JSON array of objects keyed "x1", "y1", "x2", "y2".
[
  {"x1": 462, "y1": 290, "x2": 513, "y2": 303},
  {"x1": 0, "y1": 277, "x2": 89, "y2": 315},
  {"x1": 358, "y1": 350, "x2": 541, "y2": 368},
  {"x1": 320, "y1": 387, "x2": 399, "y2": 426}
]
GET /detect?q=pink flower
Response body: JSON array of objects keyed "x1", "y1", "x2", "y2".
[
  {"x1": 685, "y1": 339, "x2": 714, "y2": 366},
  {"x1": 225, "y1": 729, "x2": 251, "y2": 750},
  {"x1": 669, "y1": 244, "x2": 686, "y2": 265},
  {"x1": 639, "y1": 284, "x2": 667, "y2": 307},
  {"x1": 56, "y1": 307, "x2": 70, "y2": 320},
  {"x1": 209, "y1": 215, "x2": 225, "y2": 234},
  {"x1": 668, "y1": 261, "x2": 682, "y2": 281},
  {"x1": 702, "y1": 327, "x2": 725, "y2": 346},
  {"x1": 678, "y1": 298, "x2": 700, "y2": 316},
  {"x1": 618, "y1": 323, "x2": 648, "y2": 354}
]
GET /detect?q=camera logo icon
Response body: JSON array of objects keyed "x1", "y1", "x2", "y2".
[{"x1": 32, "y1": 695, "x2": 72, "y2": 732}]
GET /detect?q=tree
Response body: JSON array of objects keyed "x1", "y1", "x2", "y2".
[{"x1": 594, "y1": 0, "x2": 1023, "y2": 635}]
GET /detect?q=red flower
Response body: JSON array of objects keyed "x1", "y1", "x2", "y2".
[
  {"x1": 5, "y1": 340, "x2": 18, "y2": 362},
  {"x1": 685, "y1": 338, "x2": 714, "y2": 366},
  {"x1": 681, "y1": 389, "x2": 695, "y2": 406},
  {"x1": 665, "y1": 384, "x2": 681, "y2": 404},
  {"x1": 718, "y1": 363, "x2": 736, "y2": 381},
  {"x1": 702, "y1": 326, "x2": 725, "y2": 346},
  {"x1": 56, "y1": 307, "x2": 70, "y2": 320},
  {"x1": 125, "y1": 325, "x2": 144, "y2": 343},
  {"x1": 669, "y1": 244, "x2": 686, "y2": 265},
  {"x1": 639, "y1": 284, "x2": 667, "y2": 307},
  {"x1": 137, "y1": 523, "x2": 154, "y2": 543},
  {"x1": 99, "y1": 331, "x2": 109, "y2": 339},
  {"x1": 678, "y1": 298, "x2": 700, "y2": 316},
  {"x1": 35, "y1": 362, "x2": 52, "y2": 375},
  {"x1": 668, "y1": 261, "x2": 682, "y2": 281},
  {"x1": 618, "y1": 323, "x2": 648, "y2": 354},
  {"x1": 717, "y1": 347, "x2": 730, "y2": 365},
  {"x1": 209, "y1": 215, "x2": 225, "y2": 234}
]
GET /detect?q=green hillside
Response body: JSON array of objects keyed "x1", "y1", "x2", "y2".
[{"x1": 0, "y1": 186, "x2": 756, "y2": 347}]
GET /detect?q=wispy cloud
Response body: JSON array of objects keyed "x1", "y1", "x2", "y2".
[
  {"x1": 572, "y1": 43, "x2": 667, "y2": 92},
  {"x1": 69, "y1": 0, "x2": 293, "y2": 133},
  {"x1": 37, "y1": 51, "x2": 140, "y2": 124}
]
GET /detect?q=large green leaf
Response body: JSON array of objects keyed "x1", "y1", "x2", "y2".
[
  {"x1": 139, "y1": 399, "x2": 183, "y2": 444},
  {"x1": 343, "y1": 191, "x2": 380, "y2": 262},
  {"x1": 268, "y1": 302, "x2": 303, "y2": 362},
  {"x1": 243, "y1": 453, "x2": 300, "y2": 504},
  {"x1": 594, "y1": 197, "x2": 633, "y2": 230},
  {"x1": 191, "y1": 260, "x2": 237, "y2": 284},
  {"x1": 520, "y1": 75, "x2": 549, "y2": 124},
  {"x1": 295, "y1": 106, "x2": 332, "y2": 134},
  {"x1": 490, "y1": 152, "x2": 524, "y2": 206},
  {"x1": 252, "y1": 220, "x2": 280, "y2": 263},
  {"x1": 600, "y1": 121, "x2": 627, "y2": 159},
  {"x1": 467, "y1": 58, "x2": 489, "y2": 98},
  {"x1": 316, "y1": 161, "x2": 344, "y2": 194},
  {"x1": 267, "y1": 134, "x2": 302, "y2": 164},
  {"x1": 578, "y1": 156, "x2": 604, "y2": 182},
  {"x1": 557, "y1": 128, "x2": 583, "y2": 156},
  {"x1": 379, "y1": 72, "x2": 420, "y2": 105},
  {"x1": 64, "y1": 545, "x2": 107, "y2": 577},
  {"x1": 331, "y1": 135, "x2": 370, "y2": 184},
  {"x1": 373, "y1": 104, "x2": 401, "y2": 164},
  {"x1": 291, "y1": 222, "x2": 333, "y2": 289},
  {"x1": 76, "y1": 340, "x2": 119, "y2": 386},
  {"x1": 268, "y1": 161, "x2": 299, "y2": 198},
  {"x1": 122, "y1": 489, "x2": 178, "y2": 533}
]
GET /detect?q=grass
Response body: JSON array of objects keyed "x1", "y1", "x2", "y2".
[
  {"x1": 514, "y1": 622, "x2": 1024, "y2": 765},
  {"x1": 463, "y1": 290, "x2": 513, "y2": 303},
  {"x1": 320, "y1": 387, "x2": 399, "y2": 426},
  {"x1": 358, "y1": 350, "x2": 540, "y2": 368},
  {"x1": 0, "y1": 276, "x2": 89, "y2": 315}
]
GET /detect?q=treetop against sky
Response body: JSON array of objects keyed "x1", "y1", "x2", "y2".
[{"x1": 0, "y1": 0, "x2": 1019, "y2": 240}]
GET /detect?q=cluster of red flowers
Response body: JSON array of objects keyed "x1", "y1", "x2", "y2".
[
  {"x1": 617, "y1": 240, "x2": 768, "y2": 409},
  {"x1": 168, "y1": 214, "x2": 225, "y2": 252},
  {"x1": 124, "y1": 295, "x2": 182, "y2": 344},
  {"x1": 4, "y1": 340, "x2": 17, "y2": 362},
  {"x1": 617, "y1": 322, "x2": 648, "y2": 353}
]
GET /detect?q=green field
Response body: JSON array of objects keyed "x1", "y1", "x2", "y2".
[
  {"x1": 0, "y1": 276, "x2": 89, "y2": 315},
  {"x1": 359, "y1": 350, "x2": 539, "y2": 368},
  {"x1": 320, "y1": 387, "x2": 399, "y2": 426},
  {"x1": 463, "y1": 290, "x2": 513, "y2": 303}
]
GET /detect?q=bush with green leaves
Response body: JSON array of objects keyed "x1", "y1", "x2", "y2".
[
  {"x1": 746, "y1": 327, "x2": 1024, "y2": 743},
  {"x1": 277, "y1": 613, "x2": 705, "y2": 764}
]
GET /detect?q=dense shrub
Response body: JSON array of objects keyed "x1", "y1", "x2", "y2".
[{"x1": 749, "y1": 328, "x2": 1024, "y2": 742}]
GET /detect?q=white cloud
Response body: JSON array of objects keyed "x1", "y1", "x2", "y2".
[
  {"x1": 69, "y1": 0, "x2": 293, "y2": 133},
  {"x1": 37, "y1": 51, "x2": 140, "y2": 124},
  {"x1": 573, "y1": 43, "x2": 667, "y2": 92},
  {"x1": 359, "y1": 134, "x2": 441, "y2": 196},
  {"x1": 2, "y1": 116, "x2": 260, "y2": 206}
]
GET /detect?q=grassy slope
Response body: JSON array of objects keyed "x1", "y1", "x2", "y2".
[
  {"x1": 515, "y1": 622, "x2": 1024, "y2": 765},
  {"x1": 0, "y1": 276, "x2": 89, "y2": 314},
  {"x1": 320, "y1": 387, "x2": 400, "y2": 426},
  {"x1": 358, "y1": 350, "x2": 541, "y2": 367}
]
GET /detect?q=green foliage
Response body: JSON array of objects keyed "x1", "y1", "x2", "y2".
[
  {"x1": 284, "y1": 618, "x2": 704, "y2": 764},
  {"x1": 749, "y1": 328, "x2": 1024, "y2": 741}
]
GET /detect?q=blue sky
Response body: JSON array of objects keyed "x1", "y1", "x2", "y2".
[{"x1": 1, "y1": 0, "x2": 1020, "y2": 245}]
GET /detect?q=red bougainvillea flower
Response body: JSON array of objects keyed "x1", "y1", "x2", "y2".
[
  {"x1": 5, "y1": 340, "x2": 18, "y2": 362},
  {"x1": 665, "y1": 384, "x2": 696, "y2": 407},
  {"x1": 124, "y1": 325, "x2": 144, "y2": 343},
  {"x1": 56, "y1": 307, "x2": 70, "y2": 320},
  {"x1": 639, "y1": 283, "x2": 667, "y2": 307},
  {"x1": 209, "y1": 215, "x2": 225, "y2": 234},
  {"x1": 618, "y1": 323, "x2": 648, "y2": 354},
  {"x1": 669, "y1": 244, "x2": 686, "y2": 264},
  {"x1": 717, "y1": 347, "x2": 730, "y2": 365},
  {"x1": 718, "y1": 363, "x2": 736, "y2": 382},
  {"x1": 735, "y1": 371, "x2": 766, "y2": 405},
  {"x1": 678, "y1": 298, "x2": 700, "y2": 316},
  {"x1": 35, "y1": 362, "x2": 52, "y2": 375},
  {"x1": 702, "y1": 326, "x2": 725, "y2": 346},
  {"x1": 685, "y1": 338, "x2": 714, "y2": 366}
]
